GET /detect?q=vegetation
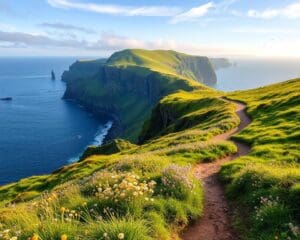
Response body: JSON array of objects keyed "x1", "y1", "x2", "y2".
[
  {"x1": 220, "y1": 78, "x2": 300, "y2": 239},
  {"x1": 62, "y1": 49, "x2": 216, "y2": 142},
  {"x1": 0, "y1": 49, "x2": 299, "y2": 239},
  {"x1": 0, "y1": 83, "x2": 241, "y2": 239},
  {"x1": 107, "y1": 49, "x2": 216, "y2": 83}
]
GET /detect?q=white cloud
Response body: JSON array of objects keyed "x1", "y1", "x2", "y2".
[
  {"x1": 247, "y1": 2, "x2": 300, "y2": 19},
  {"x1": 47, "y1": 0, "x2": 180, "y2": 17},
  {"x1": 2, "y1": 29, "x2": 299, "y2": 58},
  {"x1": 98, "y1": 32, "x2": 147, "y2": 50},
  {"x1": 170, "y1": 2, "x2": 215, "y2": 24},
  {"x1": 231, "y1": 27, "x2": 294, "y2": 34},
  {"x1": 0, "y1": 29, "x2": 246, "y2": 57},
  {"x1": 39, "y1": 22, "x2": 95, "y2": 34},
  {"x1": 0, "y1": 30, "x2": 88, "y2": 48},
  {"x1": 89, "y1": 32, "x2": 255, "y2": 58}
]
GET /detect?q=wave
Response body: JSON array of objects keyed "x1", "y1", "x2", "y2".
[
  {"x1": 92, "y1": 121, "x2": 113, "y2": 145},
  {"x1": 68, "y1": 121, "x2": 113, "y2": 163}
]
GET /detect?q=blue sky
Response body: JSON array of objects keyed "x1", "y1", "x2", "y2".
[{"x1": 1, "y1": 0, "x2": 300, "y2": 57}]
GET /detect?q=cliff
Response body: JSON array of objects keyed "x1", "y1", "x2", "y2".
[
  {"x1": 62, "y1": 49, "x2": 216, "y2": 142},
  {"x1": 0, "y1": 76, "x2": 298, "y2": 240},
  {"x1": 138, "y1": 90, "x2": 239, "y2": 143}
]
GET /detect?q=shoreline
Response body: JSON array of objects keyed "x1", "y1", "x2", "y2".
[{"x1": 63, "y1": 98, "x2": 124, "y2": 159}]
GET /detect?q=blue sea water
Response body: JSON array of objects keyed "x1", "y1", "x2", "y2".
[
  {"x1": 0, "y1": 57, "x2": 111, "y2": 185},
  {"x1": 215, "y1": 58, "x2": 300, "y2": 91},
  {"x1": 1, "y1": 57, "x2": 300, "y2": 186}
]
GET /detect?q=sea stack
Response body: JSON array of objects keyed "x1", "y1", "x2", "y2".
[
  {"x1": 51, "y1": 70, "x2": 56, "y2": 80},
  {"x1": 0, "y1": 97, "x2": 12, "y2": 101}
]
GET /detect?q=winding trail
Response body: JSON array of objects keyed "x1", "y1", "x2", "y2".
[{"x1": 181, "y1": 99, "x2": 251, "y2": 240}]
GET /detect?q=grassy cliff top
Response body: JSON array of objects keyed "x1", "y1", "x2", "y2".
[
  {"x1": 106, "y1": 49, "x2": 214, "y2": 81},
  {"x1": 0, "y1": 83, "x2": 239, "y2": 239},
  {"x1": 220, "y1": 78, "x2": 300, "y2": 239},
  {"x1": 0, "y1": 56, "x2": 299, "y2": 240},
  {"x1": 0, "y1": 78, "x2": 299, "y2": 239}
]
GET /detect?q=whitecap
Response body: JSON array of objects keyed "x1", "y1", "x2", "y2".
[
  {"x1": 67, "y1": 121, "x2": 113, "y2": 163},
  {"x1": 93, "y1": 121, "x2": 113, "y2": 145}
]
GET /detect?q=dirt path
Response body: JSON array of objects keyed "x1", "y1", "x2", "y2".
[{"x1": 181, "y1": 99, "x2": 251, "y2": 240}]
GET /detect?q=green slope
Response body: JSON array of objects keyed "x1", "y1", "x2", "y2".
[
  {"x1": 62, "y1": 49, "x2": 216, "y2": 142},
  {"x1": 0, "y1": 84, "x2": 240, "y2": 239},
  {"x1": 220, "y1": 79, "x2": 300, "y2": 239},
  {"x1": 0, "y1": 55, "x2": 299, "y2": 239},
  {"x1": 107, "y1": 49, "x2": 217, "y2": 83}
]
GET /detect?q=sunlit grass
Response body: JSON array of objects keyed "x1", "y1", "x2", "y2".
[{"x1": 220, "y1": 78, "x2": 300, "y2": 239}]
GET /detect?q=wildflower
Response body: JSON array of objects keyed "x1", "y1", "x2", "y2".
[
  {"x1": 103, "y1": 232, "x2": 108, "y2": 237},
  {"x1": 288, "y1": 222, "x2": 299, "y2": 236},
  {"x1": 60, "y1": 207, "x2": 66, "y2": 213},
  {"x1": 31, "y1": 234, "x2": 39, "y2": 240},
  {"x1": 118, "y1": 233, "x2": 125, "y2": 239},
  {"x1": 120, "y1": 193, "x2": 126, "y2": 198},
  {"x1": 60, "y1": 234, "x2": 68, "y2": 240},
  {"x1": 10, "y1": 237, "x2": 18, "y2": 240}
]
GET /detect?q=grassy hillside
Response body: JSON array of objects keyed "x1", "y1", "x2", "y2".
[
  {"x1": 220, "y1": 79, "x2": 300, "y2": 239},
  {"x1": 0, "y1": 64, "x2": 299, "y2": 240},
  {"x1": 0, "y1": 86, "x2": 240, "y2": 240},
  {"x1": 63, "y1": 66, "x2": 202, "y2": 141},
  {"x1": 62, "y1": 49, "x2": 218, "y2": 142},
  {"x1": 107, "y1": 49, "x2": 216, "y2": 83}
]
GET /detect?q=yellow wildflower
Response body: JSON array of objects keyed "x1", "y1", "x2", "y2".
[
  {"x1": 60, "y1": 207, "x2": 66, "y2": 213},
  {"x1": 31, "y1": 234, "x2": 39, "y2": 240},
  {"x1": 61, "y1": 234, "x2": 68, "y2": 240}
]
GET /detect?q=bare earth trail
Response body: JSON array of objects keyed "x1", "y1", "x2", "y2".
[{"x1": 181, "y1": 99, "x2": 252, "y2": 240}]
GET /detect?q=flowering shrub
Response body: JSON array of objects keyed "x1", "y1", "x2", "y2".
[
  {"x1": 85, "y1": 171, "x2": 156, "y2": 203},
  {"x1": 254, "y1": 196, "x2": 282, "y2": 222},
  {"x1": 253, "y1": 195, "x2": 300, "y2": 239},
  {"x1": 0, "y1": 228, "x2": 19, "y2": 240},
  {"x1": 161, "y1": 164, "x2": 195, "y2": 199}
]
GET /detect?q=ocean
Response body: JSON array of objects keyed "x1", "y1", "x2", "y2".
[
  {"x1": 0, "y1": 57, "x2": 111, "y2": 185},
  {"x1": 215, "y1": 58, "x2": 300, "y2": 91},
  {"x1": 0, "y1": 57, "x2": 299, "y2": 185}
]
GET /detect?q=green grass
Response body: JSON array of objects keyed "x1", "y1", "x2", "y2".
[
  {"x1": 64, "y1": 65, "x2": 202, "y2": 142},
  {"x1": 139, "y1": 89, "x2": 239, "y2": 142},
  {"x1": 220, "y1": 78, "x2": 300, "y2": 239},
  {"x1": 0, "y1": 85, "x2": 241, "y2": 239},
  {"x1": 63, "y1": 49, "x2": 214, "y2": 143},
  {"x1": 107, "y1": 49, "x2": 215, "y2": 82},
  {"x1": 0, "y1": 71, "x2": 299, "y2": 238}
]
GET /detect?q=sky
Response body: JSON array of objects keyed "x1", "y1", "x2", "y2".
[{"x1": 1, "y1": 0, "x2": 300, "y2": 58}]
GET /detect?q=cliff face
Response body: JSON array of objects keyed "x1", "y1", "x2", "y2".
[{"x1": 62, "y1": 49, "x2": 216, "y2": 142}]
